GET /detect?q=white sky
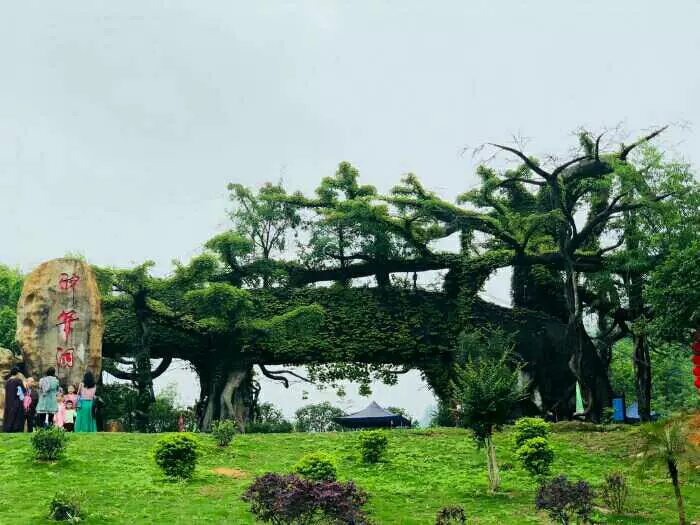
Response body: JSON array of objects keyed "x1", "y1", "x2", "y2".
[{"x1": 2, "y1": 1, "x2": 699, "y2": 423}]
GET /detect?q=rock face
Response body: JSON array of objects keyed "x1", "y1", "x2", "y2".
[
  {"x1": 0, "y1": 347, "x2": 22, "y2": 427},
  {"x1": 16, "y1": 259, "x2": 103, "y2": 389}
]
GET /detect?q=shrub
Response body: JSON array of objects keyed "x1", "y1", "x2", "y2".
[
  {"x1": 434, "y1": 505, "x2": 466, "y2": 524},
  {"x1": 359, "y1": 430, "x2": 388, "y2": 463},
  {"x1": 242, "y1": 473, "x2": 371, "y2": 525},
  {"x1": 535, "y1": 475, "x2": 594, "y2": 525},
  {"x1": 513, "y1": 417, "x2": 550, "y2": 449},
  {"x1": 601, "y1": 471, "x2": 629, "y2": 514},
  {"x1": 212, "y1": 419, "x2": 237, "y2": 447},
  {"x1": 32, "y1": 428, "x2": 69, "y2": 461},
  {"x1": 293, "y1": 451, "x2": 338, "y2": 481},
  {"x1": 48, "y1": 491, "x2": 82, "y2": 522},
  {"x1": 153, "y1": 433, "x2": 200, "y2": 480},
  {"x1": 515, "y1": 437, "x2": 555, "y2": 478},
  {"x1": 246, "y1": 420, "x2": 294, "y2": 434}
]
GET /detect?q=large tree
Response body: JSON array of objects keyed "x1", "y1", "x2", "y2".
[{"x1": 101, "y1": 127, "x2": 696, "y2": 426}]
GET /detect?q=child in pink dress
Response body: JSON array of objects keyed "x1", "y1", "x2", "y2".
[{"x1": 54, "y1": 393, "x2": 66, "y2": 429}]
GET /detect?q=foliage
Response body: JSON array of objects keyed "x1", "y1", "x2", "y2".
[
  {"x1": 386, "y1": 406, "x2": 412, "y2": 421},
  {"x1": 0, "y1": 264, "x2": 22, "y2": 351},
  {"x1": 430, "y1": 401, "x2": 457, "y2": 427},
  {"x1": 99, "y1": 383, "x2": 140, "y2": 431},
  {"x1": 212, "y1": 420, "x2": 238, "y2": 447},
  {"x1": 252, "y1": 402, "x2": 287, "y2": 425},
  {"x1": 295, "y1": 401, "x2": 345, "y2": 433},
  {"x1": 145, "y1": 388, "x2": 181, "y2": 433},
  {"x1": 515, "y1": 437, "x2": 554, "y2": 478},
  {"x1": 31, "y1": 428, "x2": 69, "y2": 461},
  {"x1": 293, "y1": 451, "x2": 338, "y2": 481},
  {"x1": 228, "y1": 182, "x2": 300, "y2": 259},
  {"x1": 535, "y1": 475, "x2": 595, "y2": 525},
  {"x1": 247, "y1": 420, "x2": 294, "y2": 434},
  {"x1": 48, "y1": 491, "x2": 83, "y2": 523},
  {"x1": 601, "y1": 471, "x2": 629, "y2": 514},
  {"x1": 152, "y1": 433, "x2": 200, "y2": 480},
  {"x1": 513, "y1": 417, "x2": 550, "y2": 449},
  {"x1": 242, "y1": 472, "x2": 371, "y2": 525},
  {"x1": 647, "y1": 218, "x2": 700, "y2": 340},
  {"x1": 358, "y1": 430, "x2": 388, "y2": 464},
  {"x1": 434, "y1": 506, "x2": 466, "y2": 525},
  {"x1": 609, "y1": 339, "x2": 700, "y2": 414}
]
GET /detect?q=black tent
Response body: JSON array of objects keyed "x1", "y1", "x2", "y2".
[{"x1": 333, "y1": 401, "x2": 411, "y2": 429}]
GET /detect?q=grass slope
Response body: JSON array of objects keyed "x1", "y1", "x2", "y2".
[{"x1": 0, "y1": 426, "x2": 697, "y2": 524}]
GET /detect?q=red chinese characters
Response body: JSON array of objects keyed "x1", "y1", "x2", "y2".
[
  {"x1": 56, "y1": 347, "x2": 74, "y2": 368},
  {"x1": 56, "y1": 310, "x2": 79, "y2": 342},
  {"x1": 59, "y1": 272, "x2": 80, "y2": 291}
]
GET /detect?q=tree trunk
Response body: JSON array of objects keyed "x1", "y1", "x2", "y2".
[
  {"x1": 133, "y1": 292, "x2": 155, "y2": 431},
  {"x1": 485, "y1": 433, "x2": 500, "y2": 492},
  {"x1": 668, "y1": 460, "x2": 686, "y2": 525},
  {"x1": 633, "y1": 334, "x2": 652, "y2": 422},
  {"x1": 219, "y1": 367, "x2": 250, "y2": 432},
  {"x1": 564, "y1": 267, "x2": 612, "y2": 422}
]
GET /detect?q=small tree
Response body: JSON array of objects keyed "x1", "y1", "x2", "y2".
[
  {"x1": 295, "y1": 402, "x2": 345, "y2": 433},
  {"x1": 637, "y1": 418, "x2": 699, "y2": 525},
  {"x1": 451, "y1": 330, "x2": 526, "y2": 492}
]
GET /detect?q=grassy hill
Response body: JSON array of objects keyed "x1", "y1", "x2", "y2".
[{"x1": 0, "y1": 425, "x2": 697, "y2": 524}]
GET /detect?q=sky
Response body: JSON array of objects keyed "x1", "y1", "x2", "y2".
[{"x1": 2, "y1": 1, "x2": 699, "y2": 423}]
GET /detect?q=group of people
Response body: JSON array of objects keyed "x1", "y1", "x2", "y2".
[{"x1": 2, "y1": 366, "x2": 98, "y2": 433}]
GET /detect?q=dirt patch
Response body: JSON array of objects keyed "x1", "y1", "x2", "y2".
[{"x1": 211, "y1": 467, "x2": 248, "y2": 479}]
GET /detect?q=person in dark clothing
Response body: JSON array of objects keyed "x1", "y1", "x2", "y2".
[
  {"x1": 23, "y1": 377, "x2": 38, "y2": 432},
  {"x1": 2, "y1": 366, "x2": 25, "y2": 433}
]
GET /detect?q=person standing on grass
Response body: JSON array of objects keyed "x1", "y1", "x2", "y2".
[
  {"x1": 23, "y1": 377, "x2": 38, "y2": 432},
  {"x1": 2, "y1": 366, "x2": 25, "y2": 432},
  {"x1": 36, "y1": 368, "x2": 60, "y2": 428},
  {"x1": 75, "y1": 371, "x2": 97, "y2": 433}
]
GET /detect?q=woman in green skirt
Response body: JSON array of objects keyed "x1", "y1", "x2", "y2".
[{"x1": 75, "y1": 371, "x2": 97, "y2": 432}]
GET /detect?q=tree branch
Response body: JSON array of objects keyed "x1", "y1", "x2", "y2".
[
  {"x1": 619, "y1": 126, "x2": 668, "y2": 160},
  {"x1": 258, "y1": 364, "x2": 312, "y2": 388},
  {"x1": 489, "y1": 143, "x2": 552, "y2": 179}
]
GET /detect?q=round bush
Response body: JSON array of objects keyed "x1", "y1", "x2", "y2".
[
  {"x1": 153, "y1": 433, "x2": 200, "y2": 480},
  {"x1": 212, "y1": 419, "x2": 237, "y2": 447},
  {"x1": 32, "y1": 428, "x2": 69, "y2": 461},
  {"x1": 48, "y1": 491, "x2": 82, "y2": 522},
  {"x1": 293, "y1": 451, "x2": 338, "y2": 481},
  {"x1": 515, "y1": 437, "x2": 554, "y2": 477},
  {"x1": 513, "y1": 417, "x2": 550, "y2": 449},
  {"x1": 358, "y1": 430, "x2": 388, "y2": 463}
]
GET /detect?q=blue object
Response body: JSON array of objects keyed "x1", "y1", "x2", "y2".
[
  {"x1": 612, "y1": 397, "x2": 625, "y2": 422},
  {"x1": 625, "y1": 402, "x2": 660, "y2": 422}
]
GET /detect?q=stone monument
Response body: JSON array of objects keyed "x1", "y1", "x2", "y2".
[{"x1": 16, "y1": 258, "x2": 103, "y2": 388}]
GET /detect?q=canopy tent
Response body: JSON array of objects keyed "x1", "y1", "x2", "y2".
[{"x1": 334, "y1": 401, "x2": 411, "y2": 429}]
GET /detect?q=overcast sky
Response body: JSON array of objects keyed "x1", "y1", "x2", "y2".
[{"x1": 2, "y1": 1, "x2": 698, "y2": 421}]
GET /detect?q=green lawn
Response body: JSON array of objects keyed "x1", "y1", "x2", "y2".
[{"x1": 0, "y1": 426, "x2": 697, "y2": 524}]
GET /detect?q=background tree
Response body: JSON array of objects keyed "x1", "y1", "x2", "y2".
[
  {"x1": 294, "y1": 401, "x2": 345, "y2": 433},
  {"x1": 228, "y1": 182, "x2": 300, "y2": 287},
  {"x1": 0, "y1": 265, "x2": 22, "y2": 352}
]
